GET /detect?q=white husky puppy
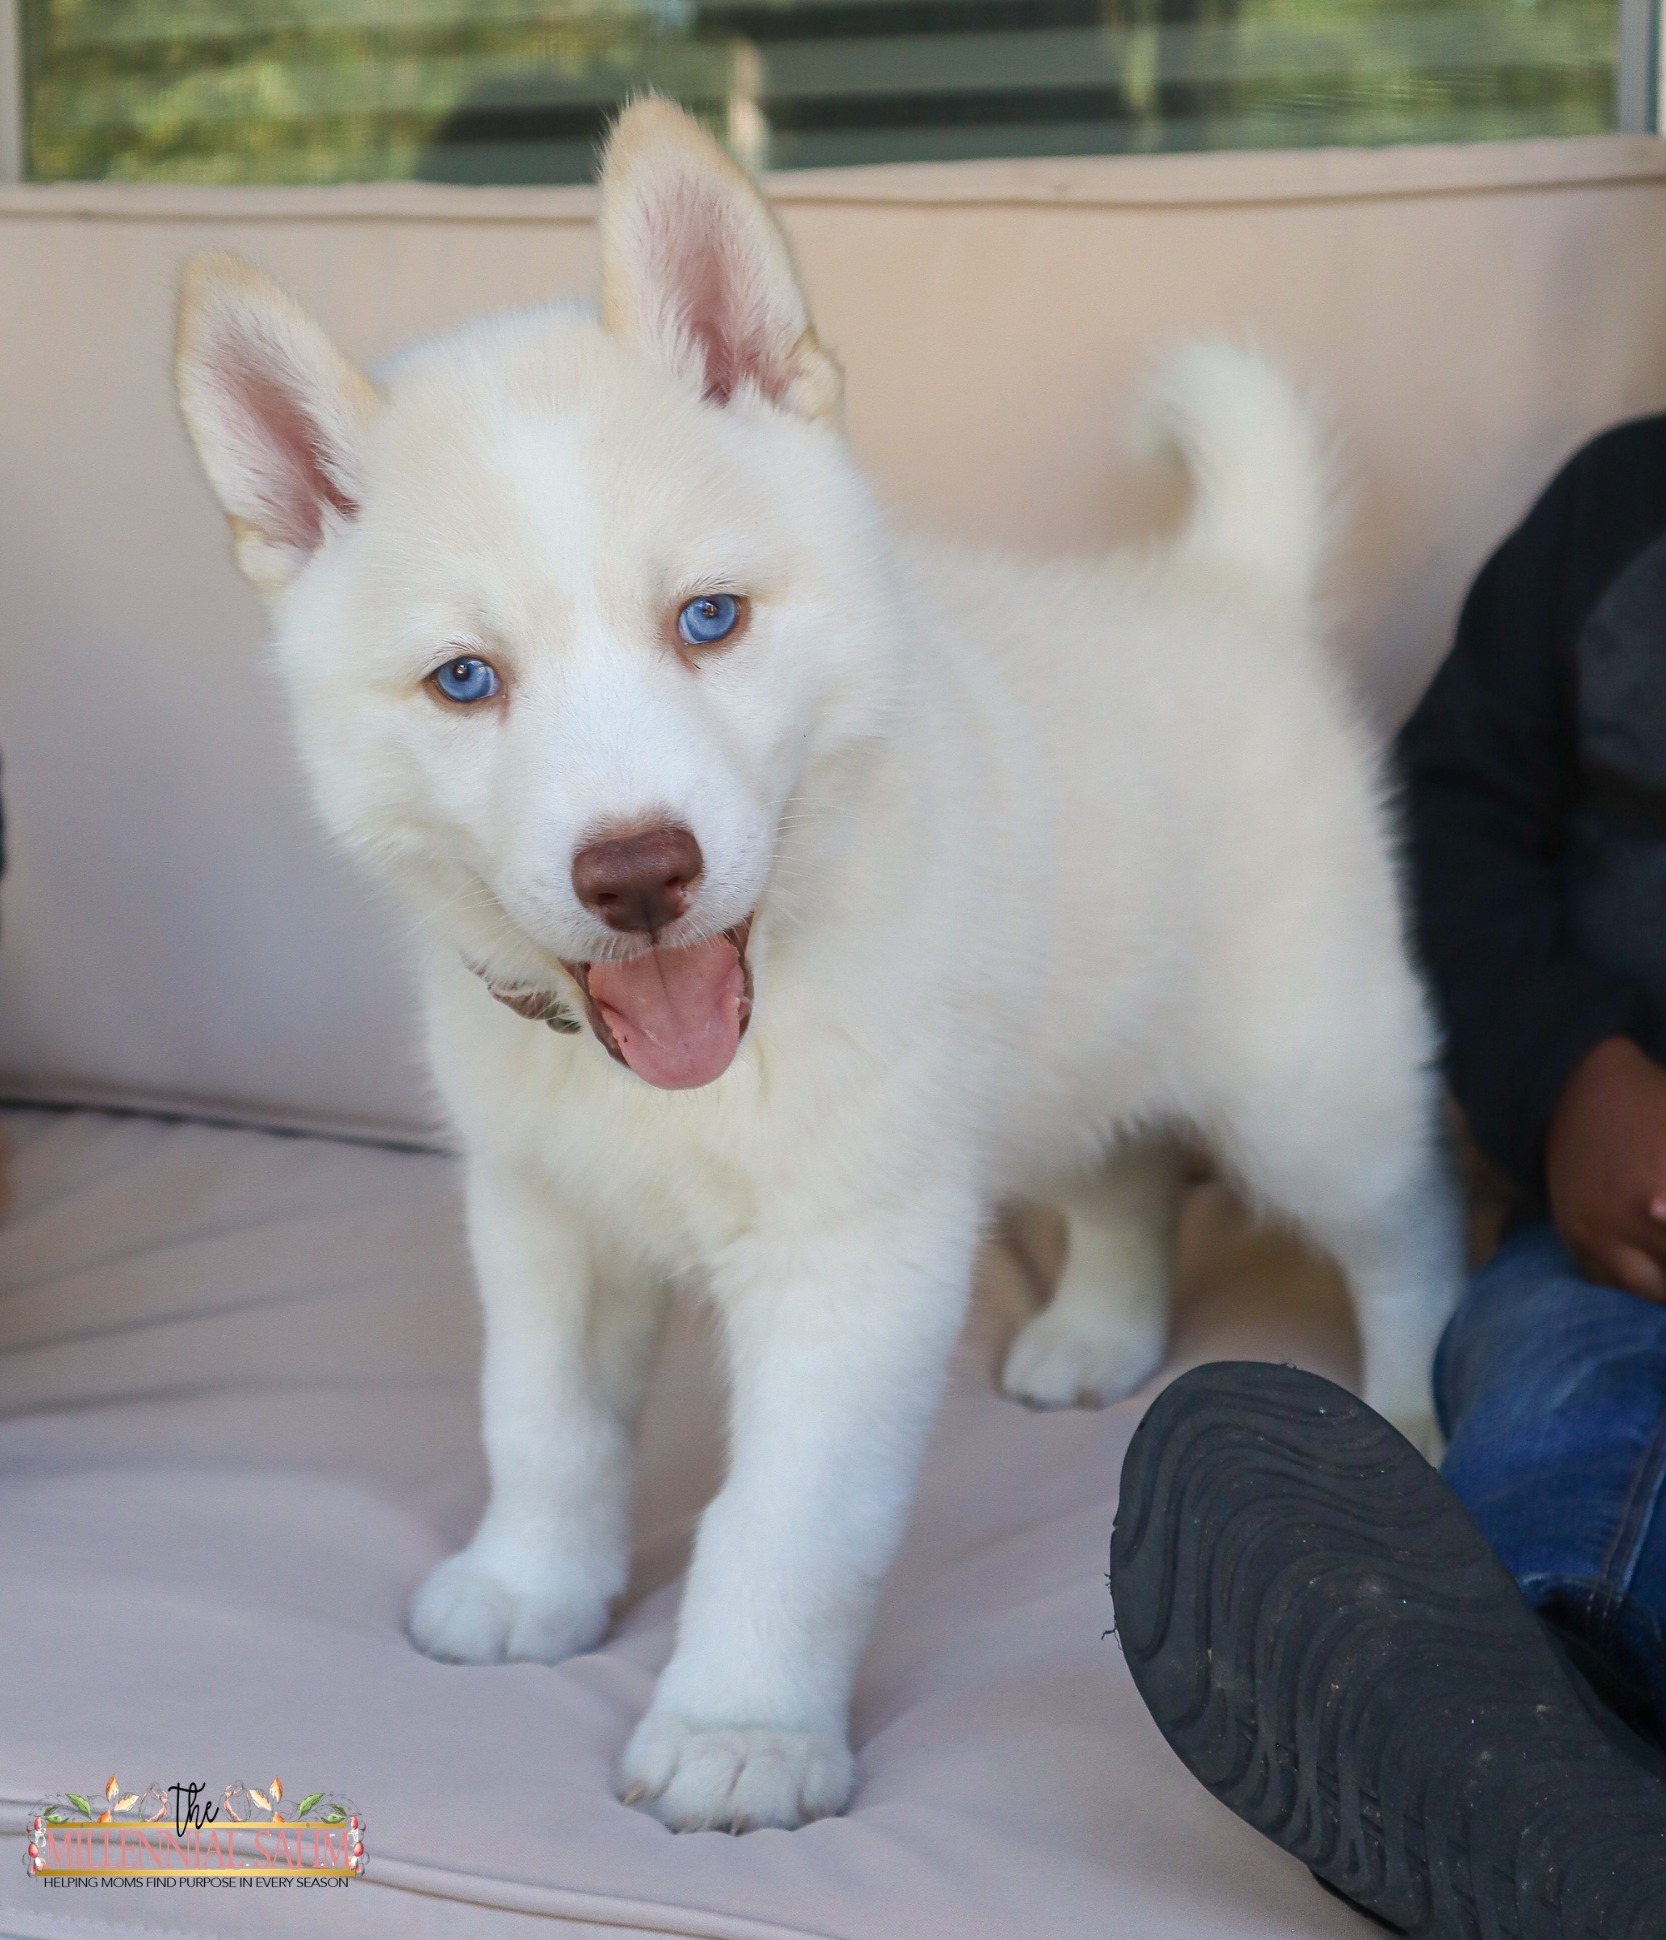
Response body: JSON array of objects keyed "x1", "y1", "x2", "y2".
[{"x1": 176, "y1": 100, "x2": 1460, "y2": 1833}]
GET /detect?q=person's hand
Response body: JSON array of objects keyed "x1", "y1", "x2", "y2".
[{"x1": 1545, "y1": 1035, "x2": 1666, "y2": 1301}]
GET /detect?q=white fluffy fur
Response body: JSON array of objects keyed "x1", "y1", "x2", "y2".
[{"x1": 176, "y1": 100, "x2": 1462, "y2": 1835}]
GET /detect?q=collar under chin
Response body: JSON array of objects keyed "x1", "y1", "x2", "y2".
[
  {"x1": 462, "y1": 959, "x2": 627, "y2": 1067},
  {"x1": 466, "y1": 964, "x2": 582, "y2": 1034}
]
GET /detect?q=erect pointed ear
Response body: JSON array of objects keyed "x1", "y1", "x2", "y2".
[
  {"x1": 598, "y1": 99, "x2": 842, "y2": 429},
  {"x1": 174, "y1": 253, "x2": 382, "y2": 601}
]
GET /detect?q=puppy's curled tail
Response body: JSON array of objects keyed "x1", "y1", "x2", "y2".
[{"x1": 1137, "y1": 340, "x2": 1332, "y2": 609}]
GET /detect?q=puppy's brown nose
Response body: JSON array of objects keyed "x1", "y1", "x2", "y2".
[{"x1": 572, "y1": 824, "x2": 704, "y2": 934}]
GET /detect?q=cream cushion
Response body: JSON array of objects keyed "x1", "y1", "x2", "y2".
[{"x1": 0, "y1": 1106, "x2": 1362, "y2": 1939}]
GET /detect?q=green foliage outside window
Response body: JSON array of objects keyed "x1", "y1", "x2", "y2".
[{"x1": 20, "y1": 0, "x2": 1624, "y2": 186}]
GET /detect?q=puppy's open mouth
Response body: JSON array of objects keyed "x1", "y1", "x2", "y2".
[{"x1": 562, "y1": 917, "x2": 753, "y2": 1090}]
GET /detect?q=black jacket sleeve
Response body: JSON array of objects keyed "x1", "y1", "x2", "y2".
[{"x1": 1398, "y1": 423, "x2": 1666, "y2": 1194}]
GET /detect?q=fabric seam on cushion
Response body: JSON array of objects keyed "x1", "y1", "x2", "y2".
[{"x1": 0, "y1": 1093, "x2": 449, "y2": 1158}]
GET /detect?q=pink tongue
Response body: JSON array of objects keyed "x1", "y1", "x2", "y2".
[{"x1": 586, "y1": 934, "x2": 747, "y2": 1089}]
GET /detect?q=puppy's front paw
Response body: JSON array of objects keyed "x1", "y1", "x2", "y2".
[
  {"x1": 618, "y1": 1710, "x2": 854, "y2": 1832},
  {"x1": 1001, "y1": 1303, "x2": 1163, "y2": 1410},
  {"x1": 407, "y1": 1549, "x2": 610, "y2": 1666}
]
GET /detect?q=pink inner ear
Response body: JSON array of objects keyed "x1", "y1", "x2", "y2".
[
  {"x1": 653, "y1": 182, "x2": 787, "y2": 409},
  {"x1": 226, "y1": 347, "x2": 358, "y2": 551}
]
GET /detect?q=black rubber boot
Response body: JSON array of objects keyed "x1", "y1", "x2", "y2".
[{"x1": 1108, "y1": 1360, "x2": 1666, "y2": 1939}]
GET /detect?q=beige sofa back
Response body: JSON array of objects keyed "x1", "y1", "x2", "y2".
[{"x1": 3, "y1": 135, "x2": 1666, "y2": 1138}]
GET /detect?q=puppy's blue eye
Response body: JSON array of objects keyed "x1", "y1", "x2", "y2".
[
  {"x1": 432, "y1": 655, "x2": 500, "y2": 704},
  {"x1": 677, "y1": 594, "x2": 742, "y2": 648}
]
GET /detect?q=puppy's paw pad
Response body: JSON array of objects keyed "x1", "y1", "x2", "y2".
[
  {"x1": 618, "y1": 1711, "x2": 853, "y2": 1832},
  {"x1": 406, "y1": 1552, "x2": 609, "y2": 1666},
  {"x1": 1000, "y1": 1308, "x2": 1162, "y2": 1410}
]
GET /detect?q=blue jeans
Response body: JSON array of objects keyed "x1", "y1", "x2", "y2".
[{"x1": 1435, "y1": 1222, "x2": 1666, "y2": 1744}]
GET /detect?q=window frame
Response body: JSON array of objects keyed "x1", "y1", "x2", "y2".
[
  {"x1": 1621, "y1": 0, "x2": 1661, "y2": 130},
  {"x1": 0, "y1": 0, "x2": 1659, "y2": 191},
  {"x1": 1, "y1": 0, "x2": 19, "y2": 183}
]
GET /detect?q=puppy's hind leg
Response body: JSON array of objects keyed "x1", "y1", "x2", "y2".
[
  {"x1": 1210, "y1": 964, "x2": 1464, "y2": 1460},
  {"x1": 1001, "y1": 1141, "x2": 1187, "y2": 1410}
]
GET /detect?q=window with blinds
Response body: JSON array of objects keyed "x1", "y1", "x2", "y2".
[{"x1": 17, "y1": 0, "x2": 1632, "y2": 186}]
